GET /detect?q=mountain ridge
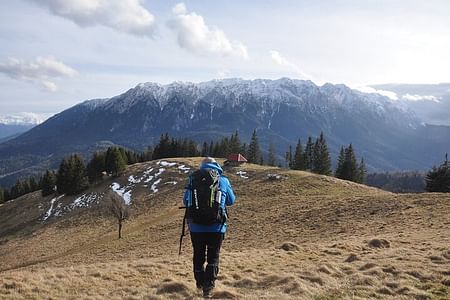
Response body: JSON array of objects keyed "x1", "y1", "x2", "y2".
[{"x1": 0, "y1": 78, "x2": 449, "y2": 187}]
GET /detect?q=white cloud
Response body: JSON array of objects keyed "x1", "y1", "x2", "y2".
[
  {"x1": 402, "y1": 94, "x2": 440, "y2": 102},
  {"x1": 28, "y1": 0, "x2": 156, "y2": 37},
  {"x1": 352, "y1": 86, "x2": 399, "y2": 100},
  {"x1": 168, "y1": 3, "x2": 248, "y2": 59},
  {"x1": 269, "y1": 50, "x2": 311, "y2": 79},
  {"x1": 0, "y1": 112, "x2": 53, "y2": 125},
  {"x1": 0, "y1": 57, "x2": 78, "y2": 92}
]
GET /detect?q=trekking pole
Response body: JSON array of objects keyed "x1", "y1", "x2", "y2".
[{"x1": 178, "y1": 207, "x2": 187, "y2": 256}]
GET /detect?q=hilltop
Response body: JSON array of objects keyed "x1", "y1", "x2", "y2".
[{"x1": 0, "y1": 158, "x2": 449, "y2": 299}]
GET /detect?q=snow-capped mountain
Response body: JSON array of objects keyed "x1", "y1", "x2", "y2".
[{"x1": 0, "y1": 78, "x2": 449, "y2": 187}]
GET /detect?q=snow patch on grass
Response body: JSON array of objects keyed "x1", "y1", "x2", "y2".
[
  {"x1": 236, "y1": 171, "x2": 249, "y2": 179},
  {"x1": 144, "y1": 175, "x2": 154, "y2": 183},
  {"x1": 178, "y1": 164, "x2": 190, "y2": 173},
  {"x1": 155, "y1": 168, "x2": 165, "y2": 177},
  {"x1": 164, "y1": 181, "x2": 178, "y2": 185},
  {"x1": 158, "y1": 161, "x2": 177, "y2": 167},
  {"x1": 111, "y1": 183, "x2": 132, "y2": 205},
  {"x1": 42, "y1": 195, "x2": 64, "y2": 221},
  {"x1": 70, "y1": 193, "x2": 99, "y2": 209},
  {"x1": 151, "y1": 178, "x2": 162, "y2": 193},
  {"x1": 128, "y1": 175, "x2": 141, "y2": 184}
]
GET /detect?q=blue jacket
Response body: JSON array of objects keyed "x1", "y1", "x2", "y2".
[{"x1": 183, "y1": 162, "x2": 236, "y2": 233}]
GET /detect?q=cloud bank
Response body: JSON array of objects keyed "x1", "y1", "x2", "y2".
[
  {"x1": 168, "y1": 3, "x2": 248, "y2": 59},
  {"x1": 0, "y1": 57, "x2": 78, "y2": 92},
  {"x1": 0, "y1": 112, "x2": 53, "y2": 125},
  {"x1": 353, "y1": 86, "x2": 399, "y2": 101},
  {"x1": 402, "y1": 94, "x2": 440, "y2": 102},
  {"x1": 269, "y1": 50, "x2": 310, "y2": 79},
  {"x1": 28, "y1": 0, "x2": 156, "y2": 37}
]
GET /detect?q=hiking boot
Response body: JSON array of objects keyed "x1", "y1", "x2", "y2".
[
  {"x1": 203, "y1": 287, "x2": 213, "y2": 298},
  {"x1": 194, "y1": 269, "x2": 205, "y2": 290}
]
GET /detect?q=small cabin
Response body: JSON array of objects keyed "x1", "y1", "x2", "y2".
[{"x1": 224, "y1": 153, "x2": 248, "y2": 166}]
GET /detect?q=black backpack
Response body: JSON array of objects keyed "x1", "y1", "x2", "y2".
[{"x1": 186, "y1": 169, "x2": 224, "y2": 225}]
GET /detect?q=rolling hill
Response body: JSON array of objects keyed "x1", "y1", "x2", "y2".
[{"x1": 0, "y1": 158, "x2": 449, "y2": 299}]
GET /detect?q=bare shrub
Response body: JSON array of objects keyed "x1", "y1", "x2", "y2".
[{"x1": 109, "y1": 191, "x2": 129, "y2": 239}]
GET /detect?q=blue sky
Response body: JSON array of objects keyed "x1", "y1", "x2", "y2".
[{"x1": 1, "y1": 0, "x2": 450, "y2": 115}]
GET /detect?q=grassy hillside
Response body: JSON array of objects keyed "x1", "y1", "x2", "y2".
[{"x1": 0, "y1": 158, "x2": 449, "y2": 299}]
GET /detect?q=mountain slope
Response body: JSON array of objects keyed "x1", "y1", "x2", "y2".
[
  {"x1": 0, "y1": 159, "x2": 449, "y2": 299},
  {"x1": 1, "y1": 78, "x2": 450, "y2": 187},
  {"x1": 0, "y1": 124, "x2": 34, "y2": 141}
]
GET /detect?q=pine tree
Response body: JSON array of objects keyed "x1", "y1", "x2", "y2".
[
  {"x1": 247, "y1": 129, "x2": 262, "y2": 164},
  {"x1": 57, "y1": 154, "x2": 89, "y2": 195},
  {"x1": 10, "y1": 179, "x2": 25, "y2": 199},
  {"x1": 141, "y1": 146, "x2": 153, "y2": 162},
  {"x1": 201, "y1": 141, "x2": 209, "y2": 156},
  {"x1": 240, "y1": 143, "x2": 248, "y2": 158},
  {"x1": 229, "y1": 130, "x2": 241, "y2": 154},
  {"x1": 335, "y1": 144, "x2": 360, "y2": 182},
  {"x1": 345, "y1": 144, "x2": 359, "y2": 181},
  {"x1": 293, "y1": 139, "x2": 305, "y2": 170},
  {"x1": 218, "y1": 137, "x2": 230, "y2": 157},
  {"x1": 41, "y1": 170, "x2": 57, "y2": 196},
  {"x1": 125, "y1": 150, "x2": 138, "y2": 165},
  {"x1": 106, "y1": 147, "x2": 126, "y2": 177},
  {"x1": 71, "y1": 154, "x2": 89, "y2": 194},
  {"x1": 335, "y1": 146, "x2": 345, "y2": 178},
  {"x1": 268, "y1": 139, "x2": 277, "y2": 166},
  {"x1": 425, "y1": 153, "x2": 450, "y2": 192},
  {"x1": 29, "y1": 177, "x2": 39, "y2": 191},
  {"x1": 0, "y1": 187, "x2": 4, "y2": 203},
  {"x1": 209, "y1": 141, "x2": 214, "y2": 156},
  {"x1": 312, "y1": 132, "x2": 332, "y2": 175},
  {"x1": 285, "y1": 145, "x2": 293, "y2": 169},
  {"x1": 303, "y1": 137, "x2": 314, "y2": 170},
  {"x1": 118, "y1": 148, "x2": 128, "y2": 164},
  {"x1": 188, "y1": 140, "x2": 198, "y2": 156},
  {"x1": 357, "y1": 157, "x2": 367, "y2": 183},
  {"x1": 152, "y1": 133, "x2": 170, "y2": 159},
  {"x1": 87, "y1": 151, "x2": 106, "y2": 184}
]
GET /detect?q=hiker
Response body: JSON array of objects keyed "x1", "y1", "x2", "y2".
[{"x1": 183, "y1": 157, "x2": 236, "y2": 298}]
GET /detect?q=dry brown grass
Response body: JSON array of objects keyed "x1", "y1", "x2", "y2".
[{"x1": 0, "y1": 158, "x2": 449, "y2": 299}]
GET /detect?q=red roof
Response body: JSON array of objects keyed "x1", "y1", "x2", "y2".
[{"x1": 227, "y1": 153, "x2": 247, "y2": 162}]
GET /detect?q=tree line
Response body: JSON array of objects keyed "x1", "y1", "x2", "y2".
[
  {"x1": 0, "y1": 146, "x2": 142, "y2": 202},
  {"x1": 2, "y1": 131, "x2": 448, "y2": 203},
  {"x1": 0, "y1": 130, "x2": 366, "y2": 202},
  {"x1": 283, "y1": 132, "x2": 366, "y2": 183},
  {"x1": 366, "y1": 171, "x2": 426, "y2": 193}
]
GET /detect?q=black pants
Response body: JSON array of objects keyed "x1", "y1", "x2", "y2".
[{"x1": 190, "y1": 232, "x2": 224, "y2": 289}]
